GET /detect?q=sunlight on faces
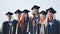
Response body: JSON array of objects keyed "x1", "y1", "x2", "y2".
[{"x1": 40, "y1": 14, "x2": 46, "y2": 21}]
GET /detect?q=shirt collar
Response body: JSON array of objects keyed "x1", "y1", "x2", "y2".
[{"x1": 49, "y1": 21, "x2": 54, "y2": 26}]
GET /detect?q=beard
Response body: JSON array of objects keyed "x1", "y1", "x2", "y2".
[{"x1": 48, "y1": 17, "x2": 53, "y2": 22}]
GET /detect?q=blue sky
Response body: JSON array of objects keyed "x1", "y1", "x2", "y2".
[{"x1": 0, "y1": 0, "x2": 60, "y2": 29}]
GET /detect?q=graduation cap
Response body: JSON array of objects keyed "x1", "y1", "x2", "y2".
[
  {"x1": 6, "y1": 12, "x2": 13, "y2": 15},
  {"x1": 46, "y1": 7, "x2": 56, "y2": 14},
  {"x1": 39, "y1": 11, "x2": 47, "y2": 15},
  {"x1": 15, "y1": 9, "x2": 22, "y2": 14},
  {"x1": 31, "y1": 5, "x2": 40, "y2": 10},
  {"x1": 22, "y1": 9, "x2": 30, "y2": 13}
]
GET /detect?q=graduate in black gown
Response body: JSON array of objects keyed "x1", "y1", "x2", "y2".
[
  {"x1": 2, "y1": 12, "x2": 13, "y2": 34},
  {"x1": 18, "y1": 9, "x2": 30, "y2": 34},
  {"x1": 29, "y1": 5, "x2": 40, "y2": 34},
  {"x1": 12, "y1": 9, "x2": 22, "y2": 34},
  {"x1": 45, "y1": 7, "x2": 60, "y2": 34},
  {"x1": 38, "y1": 11, "x2": 47, "y2": 34}
]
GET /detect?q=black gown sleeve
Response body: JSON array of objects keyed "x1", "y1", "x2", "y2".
[
  {"x1": 2, "y1": 23, "x2": 6, "y2": 34},
  {"x1": 57, "y1": 22, "x2": 60, "y2": 34}
]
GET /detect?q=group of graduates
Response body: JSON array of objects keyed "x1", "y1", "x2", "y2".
[{"x1": 2, "y1": 5, "x2": 60, "y2": 34}]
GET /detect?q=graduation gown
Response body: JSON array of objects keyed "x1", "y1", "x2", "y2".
[
  {"x1": 37, "y1": 23, "x2": 45, "y2": 34},
  {"x1": 29, "y1": 17, "x2": 39, "y2": 34},
  {"x1": 18, "y1": 19, "x2": 29, "y2": 34},
  {"x1": 28, "y1": 17, "x2": 33, "y2": 34},
  {"x1": 45, "y1": 20, "x2": 60, "y2": 34},
  {"x1": 2, "y1": 21, "x2": 13, "y2": 34},
  {"x1": 12, "y1": 20, "x2": 18, "y2": 34}
]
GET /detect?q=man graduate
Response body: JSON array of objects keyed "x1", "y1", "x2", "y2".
[
  {"x1": 2, "y1": 12, "x2": 13, "y2": 34},
  {"x1": 45, "y1": 7, "x2": 60, "y2": 34},
  {"x1": 12, "y1": 9, "x2": 22, "y2": 34}
]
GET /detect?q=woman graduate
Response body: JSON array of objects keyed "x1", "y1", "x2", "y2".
[
  {"x1": 30, "y1": 5, "x2": 40, "y2": 34},
  {"x1": 12, "y1": 9, "x2": 22, "y2": 34},
  {"x1": 37, "y1": 11, "x2": 47, "y2": 34},
  {"x1": 18, "y1": 9, "x2": 30, "y2": 34}
]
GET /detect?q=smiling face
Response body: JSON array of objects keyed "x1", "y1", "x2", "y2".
[
  {"x1": 16, "y1": 13, "x2": 21, "y2": 19},
  {"x1": 23, "y1": 13, "x2": 28, "y2": 19},
  {"x1": 32, "y1": 9, "x2": 39, "y2": 15},
  {"x1": 47, "y1": 11, "x2": 53, "y2": 21},
  {"x1": 7, "y1": 15, "x2": 12, "y2": 21},
  {"x1": 24, "y1": 13, "x2": 27, "y2": 18},
  {"x1": 40, "y1": 14, "x2": 46, "y2": 21}
]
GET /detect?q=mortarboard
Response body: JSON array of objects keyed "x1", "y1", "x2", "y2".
[
  {"x1": 31, "y1": 5, "x2": 40, "y2": 10},
  {"x1": 39, "y1": 11, "x2": 47, "y2": 15},
  {"x1": 6, "y1": 12, "x2": 13, "y2": 15},
  {"x1": 22, "y1": 9, "x2": 30, "y2": 13},
  {"x1": 46, "y1": 7, "x2": 56, "y2": 14},
  {"x1": 15, "y1": 9, "x2": 22, "y2": 14}
]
